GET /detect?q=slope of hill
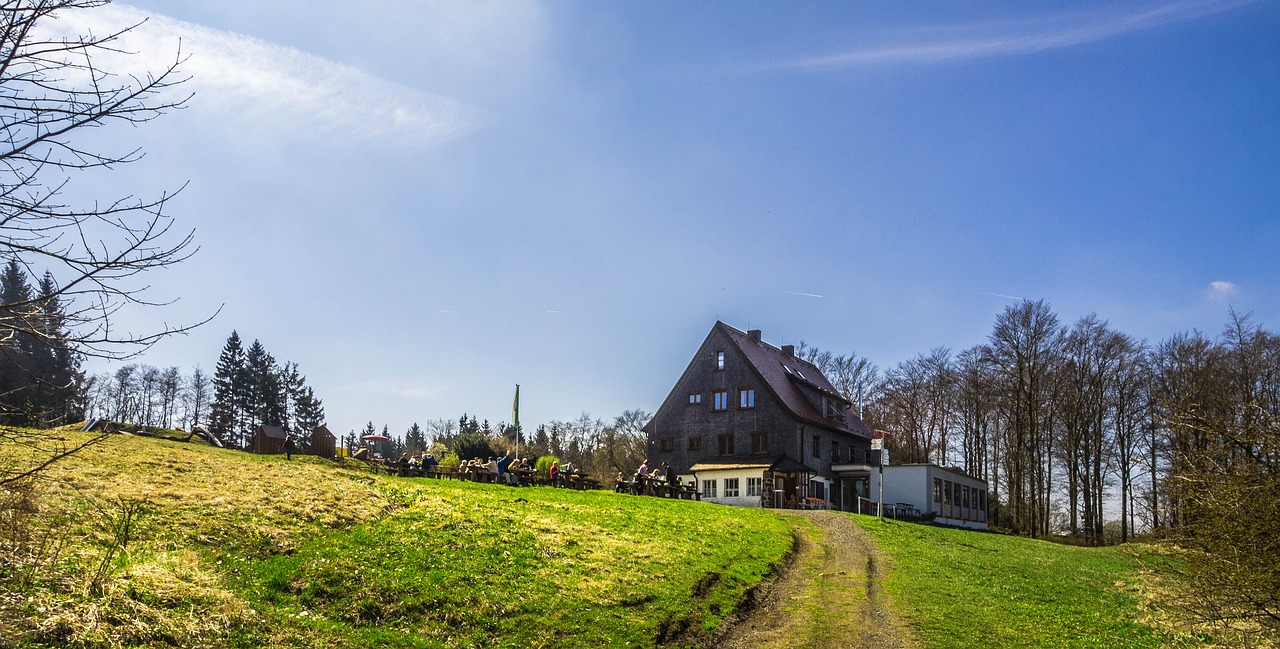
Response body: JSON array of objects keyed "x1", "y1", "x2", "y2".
[
  {"x1": 1, "y1": 428, "x2": 1220, "y2": 649},
  {"x1": 0, "y1": 429, "x2": 792, "y2": 648}
]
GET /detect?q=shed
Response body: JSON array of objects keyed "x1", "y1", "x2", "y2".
[
  {"x1": 311, "y1": 424, "x2": 336, "y2": 459},
  {"x1": 253, "y1": 424, "x2": 288, "y2": 455}
]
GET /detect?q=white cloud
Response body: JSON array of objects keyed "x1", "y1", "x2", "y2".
[
  {"x1": 1208, "y1": 280, "x2": 1240, "y2": 302},
  {"x1": 340, "y1": 378, "x2": 443, "y2": 401},
  {"x1": 778, "y1": 0, "x2": 1256, "y2": 69},
  {"x1": 38, "y1": 4, "x2": 481, "y2": 148}
]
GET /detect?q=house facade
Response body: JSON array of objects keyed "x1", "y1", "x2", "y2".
[
  {"x1": 643, "y1": 322, "x2": 877, "y2": 509},
  {"x1": 865, "y1": 464, "x2": 990, "y2": 530}
]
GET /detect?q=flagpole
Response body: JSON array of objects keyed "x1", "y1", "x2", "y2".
[{"x1": 513, "y1": 384, "x2": 520, "y2": 459}]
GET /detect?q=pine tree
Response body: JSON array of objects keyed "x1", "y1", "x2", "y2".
[
  {"x1": 0, "y1": 260, "x2": 36, "y2": 424},
  {"x1": 34, "y1": 272, "x2": 82, "y2": 426},
  {"x1": 292, "y1": 386, "x2": 325, "y2": 450},
  {"x1": 210, "y1": 331, "x2": 246, "y2": 447},
  {"x1": 405, "y1": 422, "x2": 427, "y2": 455}
]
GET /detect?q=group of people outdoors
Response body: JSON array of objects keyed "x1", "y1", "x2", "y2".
[
  {"x1": 384, "y1": 451, "x2": 595, "y2": 488},
  {"x1": 361, "y1": 450, "x2": 695, "y2": 499},
  {"x1": 614, "y1": 459, "x2": 698, "y2": 499}
]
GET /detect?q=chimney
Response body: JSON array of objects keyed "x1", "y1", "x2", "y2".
[
  {"x1": 781, "y1": 344, "x2": 794, "y2": 357},
  {"x1": 747, "y1": 329, "x2": 761, "y2": 342}
]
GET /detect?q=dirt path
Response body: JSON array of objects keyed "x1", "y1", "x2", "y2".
[{"x1": 718, "y1": 511, "x2": 917, "y2": 649}]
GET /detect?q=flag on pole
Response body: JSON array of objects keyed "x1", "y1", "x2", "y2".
[{"x1": 512, "y1": 384, "x2": 521, "y2": 449}]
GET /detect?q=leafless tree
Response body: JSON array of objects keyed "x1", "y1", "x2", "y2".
[{"x1": 0, "y1": 0, "x2": 212, "y2": 360}]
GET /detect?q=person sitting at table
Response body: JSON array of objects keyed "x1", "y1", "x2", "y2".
[
  {"x1": 424, "y1": 453, "x2": 438, "y2": 476},
  {"x1": 486, "y1": 457, "x2": 499, "y2": 481},
  {"x1": 614, "y1": 472, "x2": 627, "y2": 493}
]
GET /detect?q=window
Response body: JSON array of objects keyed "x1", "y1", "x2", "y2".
[
  {"x1": 747, "y1": 477, "x2": 762, "y2": 497},
  {"x1": 718, "y1": 434, "x2": 734, "y2": 456},
  {"x1": 978, "y1": 490, "x2": 987, "y2": 512},
  {"x1": 713, "y1": 390, "x2": 729, "y2": 411},
  {"x1": 812, "y1": 435, "x2": 821, "y2": 458},
  {"x1": 963, "y1": 485, "x2": 971, "y2": 509},
  {"x1": 831, "y1": 441, "x2": 839, "y2": 462},
  {"x1": 659, "y1": 437, "x2": 673, "y2": 452},
  {"x1": 716, "y1": 351, "x2": 725, "y2": 370},
  {"x1": 822, "y1": 397, "x2": 845, "y2": 422},
  {"x1": 933, "y1": 478, "x2": 942, "y2": 503},
  {"x1": 688, "y1": 393, "x2": 702, "y2": 405},
  {"x1": 739, "y1": 388, "x2": 755, "y2": 409},
  {"x1": 751, "y1": 432, "x2": 768, "y2": 454},
  {"x1": 702, "y1": 479, "x2": 717, "y2": 498},
  {"x1": 811, "y1": 480, "x2": 825, "y2": 500},
  {"x1": 945, "y1": 481, "x2": 953, "y2": 505},
  {"x1": 724, "y1": 478, "x2": 740, "y2": 498},
  {"x1": 687, "y1": 436, "x2": 702, "y2": 452}
]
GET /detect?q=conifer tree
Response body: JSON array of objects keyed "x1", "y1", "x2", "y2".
[
  {"x1": 405, "y1": 422, "x2": 427, "y2": 455},
  {"x1": 0, "y1": 261, "x2": 35, "y2": 423},
  {"x1": 210, "y1": 331, "x2": 246, "y2": 447}
]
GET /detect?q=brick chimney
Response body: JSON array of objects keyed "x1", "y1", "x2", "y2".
[
  {"x1": 781, "y1": 344, "x2": 795, "y2": 357},
  {"x1": 747, "y1": 329, "x2": 761, "y2": 341}
]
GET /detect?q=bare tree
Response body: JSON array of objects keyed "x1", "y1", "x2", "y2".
[{"x1": 0, "y1": 0, "x2": 211, "y2": 361}]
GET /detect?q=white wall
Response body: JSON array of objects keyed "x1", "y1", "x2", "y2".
[{"x1": 685, "y1": 469, "x2": 767, "y2": 507}]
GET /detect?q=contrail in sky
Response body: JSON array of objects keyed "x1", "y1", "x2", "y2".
[
  {"x1": 785, "y1": 291, "x2": 825, "y2": 298},
  {"x1": 972, "y1": 291, "x2": 1025, "y2": 301},
  {"x1": 776, "y1": 0, "x2": 1255, "y2": 69}
]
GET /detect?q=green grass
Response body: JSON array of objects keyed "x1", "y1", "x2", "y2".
[
  {"x1": 852, "y1": 516, "x2": 1196, "y2": 649},
  {"x1": 0, "y1": 429, "x2": 792, "y2": 648}
]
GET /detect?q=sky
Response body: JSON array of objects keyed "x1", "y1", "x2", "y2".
[{"x1": 49, "y1": 0, "x2": 1280, "y2": 438}]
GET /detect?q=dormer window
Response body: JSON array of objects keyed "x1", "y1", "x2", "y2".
[{"x1": 822, "y1": 397, "x2": 845, "y2": 422}]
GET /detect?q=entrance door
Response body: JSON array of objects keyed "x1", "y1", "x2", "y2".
[{"x1": 779, "y1": 474, "x2": 797, "y2": 508}]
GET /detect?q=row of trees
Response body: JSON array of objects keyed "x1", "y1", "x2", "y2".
[
  {"x1": 0, "y1": 261, "x2": 82, "y2": 427},
  {"x1": 798, "y1": 301, "x2": 1277, "y2": 552},
  {"x1": 208, "y1": 331, "x2": 325, "y2": 451},
  {"x1": 80, "y1": 364, "x2": 209, "y2": 431}
]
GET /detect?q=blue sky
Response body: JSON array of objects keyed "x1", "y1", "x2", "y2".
[{"x1": 62, "y1": 0, "x2": 1279, "y2": 437}]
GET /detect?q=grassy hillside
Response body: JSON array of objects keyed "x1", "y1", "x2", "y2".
[
  {"x1": 1, "y1": 427, "x2": 1220, "y2": 649},
  {"x1": 0, "y1": 429, "x2": 792, "y2": 648},
  {"x1": 853, "y1": 517, "x2": 1202, "y2": 649}
]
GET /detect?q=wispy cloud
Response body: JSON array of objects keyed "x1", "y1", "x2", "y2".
[
  {"x1": 1208, "y1": 280, "x2": 1240, "y2": 302},
  {"x1": 778, "y1": 0, "x2": 1255, "y2": 69},
  {"x1": 40, "y1": 4, "x2": 481, "y2": 148},
  {"x1": 342, "y1": 379, "x2": 443, "y2": 401}
]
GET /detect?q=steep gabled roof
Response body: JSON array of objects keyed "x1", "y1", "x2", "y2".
[
  {"x1": 717, "y1": 322, "x2": 873, "y2": 440},
  {"x1": 258, "y1": 424, "x2": 288, "y2": 440}
]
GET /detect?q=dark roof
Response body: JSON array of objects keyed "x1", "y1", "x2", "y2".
[
  {"x1": 717, "y1": 322, "x2": 874, "y2": 439},
  {"x1": 313, "y1": 424, "x2": 334, "y2": 440},
  {"x1": 258, "y1": 425, "x2": 288, "y2": 440}
]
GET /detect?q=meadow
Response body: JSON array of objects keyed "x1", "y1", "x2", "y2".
[{"x1": 0, "y1": 428, "x2": 1217, "y2": 648}]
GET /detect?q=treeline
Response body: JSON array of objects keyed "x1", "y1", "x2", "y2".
[
  {"x1": 207, "y1": 331, "x2": 325, "y2": 451},
  {"x1": 347, "y1": 410, "x2": 650, "y2": 480},
  {"x1": 81, "y1": 365, "x2": 211, "y2": 431},
  {"x1": 795, "y1": 301, "x2": 1277, "y2": 549},
  {"x1": 0, "y1": 261, "x2": 81, "y2": 427}
]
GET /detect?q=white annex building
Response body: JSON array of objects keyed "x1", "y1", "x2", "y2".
[{"x1": 855, "y1": 464, "x2": 989, "y2": 530}]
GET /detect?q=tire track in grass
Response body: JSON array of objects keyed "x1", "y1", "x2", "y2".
[{"x1": 718, "y1": 511, "x2": 917, "y2": 649}]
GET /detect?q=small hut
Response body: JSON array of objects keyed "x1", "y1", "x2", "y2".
[
  {"x1": 253, "y1": 424, "x2": 288, "y2": 455},
  {"x1": 311, "y1": 424, "x2": 336, "y2": 459}
]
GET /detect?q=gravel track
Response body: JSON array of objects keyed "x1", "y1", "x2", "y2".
[{"x1": 717, "y1": 511, "x2": 917, "y2": 649}]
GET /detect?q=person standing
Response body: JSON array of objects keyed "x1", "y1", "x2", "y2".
[{"x1": 283, "y1": 434, "x2": 296, "y2": 461}]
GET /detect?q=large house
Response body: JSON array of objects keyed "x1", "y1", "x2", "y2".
[{"x1": 643, "y1": 322, "x2": 879, "y2": 509}]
